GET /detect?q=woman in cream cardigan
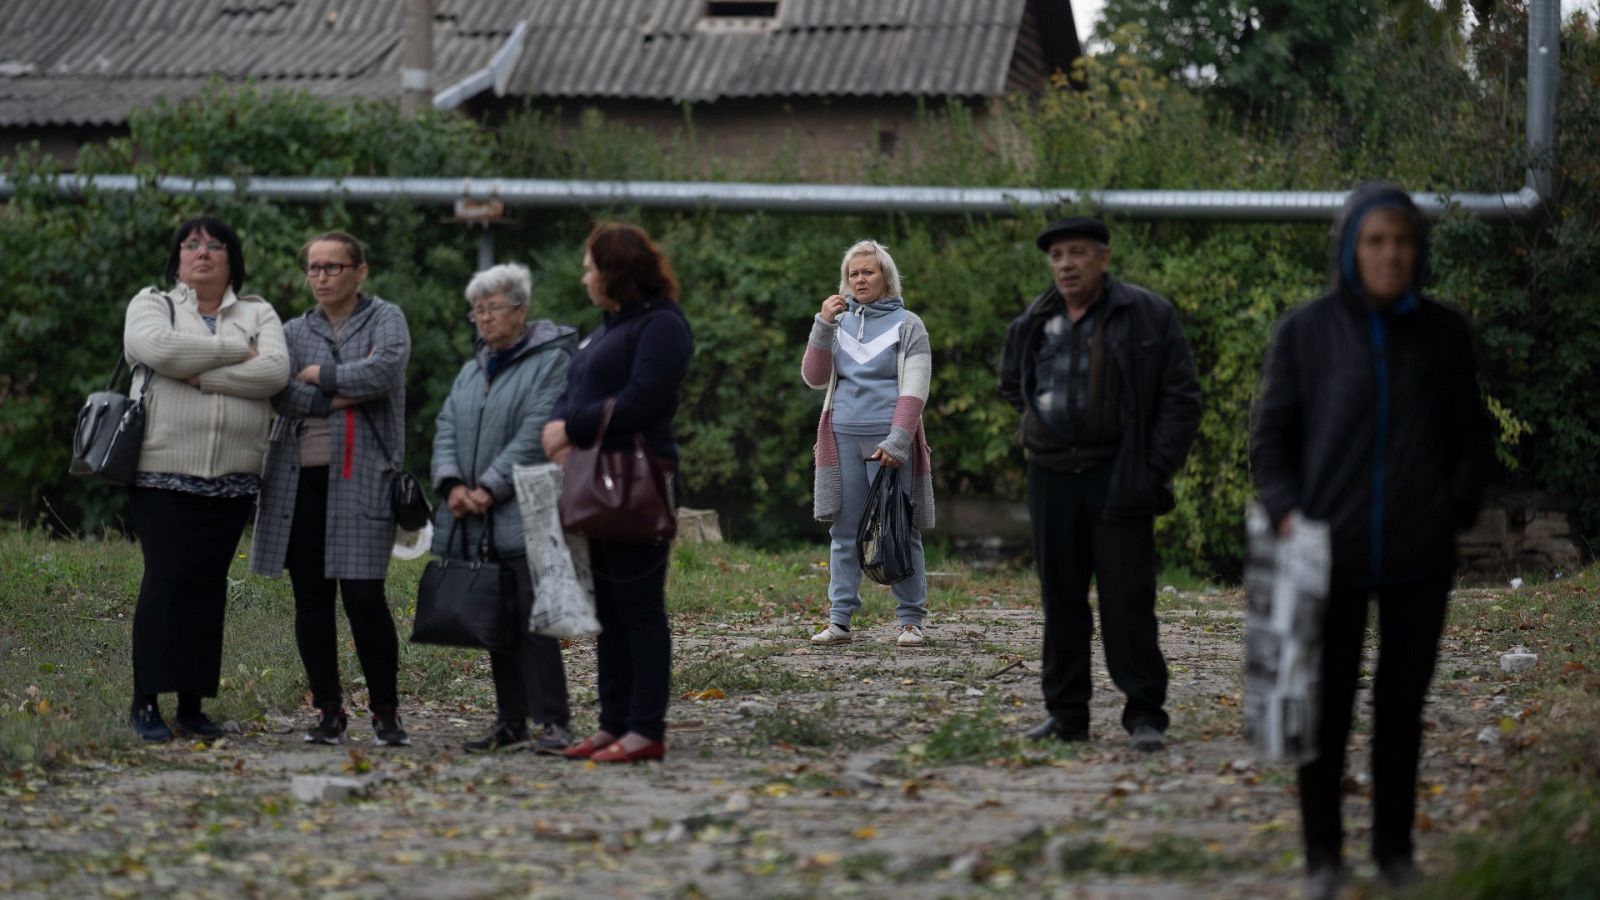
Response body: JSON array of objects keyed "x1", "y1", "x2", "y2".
[{"x1": 123, "y1": 215, "x2": 290, "y2": 743}]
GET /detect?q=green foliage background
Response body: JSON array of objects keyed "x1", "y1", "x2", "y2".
[{"x1": 2, "y1": 5, "x2": 1597, "y2": 572}]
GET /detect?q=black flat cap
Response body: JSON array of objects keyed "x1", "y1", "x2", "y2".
[{"x1": 1036, "y1": 216, "x2": 1111, "y2": 251}]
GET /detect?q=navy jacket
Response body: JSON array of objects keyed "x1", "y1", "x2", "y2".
[
  {"x1": 1249, "y1": 184, "x2": 1493, "y2": 586},
  {"x1": 551, "y1": 299, "x2": 694, "y2": 461},
  {"x1": 1000, "y1": 277, "x2": 1203, "y2": 519}
]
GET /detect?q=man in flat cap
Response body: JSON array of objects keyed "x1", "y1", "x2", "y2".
[{"x1": 999, "y1": 216, "x2": 1202, "y2": 751}]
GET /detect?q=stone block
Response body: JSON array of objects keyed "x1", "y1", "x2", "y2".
[
  {"x1": 676, "y1": 507, "x2": 724, "y2": 544},
  {"x1": 290, "y1": 775, "x2": 367, "y2": 805}
]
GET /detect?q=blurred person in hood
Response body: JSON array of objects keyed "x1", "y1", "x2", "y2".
[{"x1": 1250, "y1": 183, "x2": 1492, "y2": 897}]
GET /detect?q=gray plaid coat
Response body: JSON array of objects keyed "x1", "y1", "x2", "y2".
[{"x1": 250, "y1": 296, "x2": 411, "y2": 581}]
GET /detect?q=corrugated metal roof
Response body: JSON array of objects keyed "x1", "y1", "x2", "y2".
[
  {"x1": 0, "y1": 0, "x2": 503, "y2": 126},
  {"x1": 1, "y1": 0, "x2": 1031, "y2": 127},
  {"x1": 505, "y1": 0, "x2": 1028, "y2": 103}
]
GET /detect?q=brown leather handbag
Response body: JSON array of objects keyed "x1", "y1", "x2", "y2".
[{"x1": 558, "y1": 398, "x2": 677, "y2": 542}]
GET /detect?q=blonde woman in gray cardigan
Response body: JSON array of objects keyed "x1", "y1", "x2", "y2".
[
  {"x1": 801, "y1": 240, "x2": 935, "y2": 648},
  {"x1": 250, "y1": 232, "x2": 413, "y2": 747},
  {"x1": 124, "y1": 216, "x2": 290, "y2": 743}
]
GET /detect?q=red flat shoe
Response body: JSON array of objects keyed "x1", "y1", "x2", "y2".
[
  {"x1": 561, "y1": 735, "x2": 616, "y2": 760},
  {"x1": 589, "y1": 741, "x2": 666, "y2": 763}
]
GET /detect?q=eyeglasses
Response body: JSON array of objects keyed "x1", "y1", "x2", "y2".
[
  {"x1": 181, "y1": 240, "x2": 225, "y2": 253},
  {"x1": 303, "y1": 262, "x2": 351, "y2": 277},
  {"x1": 466, "y1": 303, "x2": 522, "y2": 323}
]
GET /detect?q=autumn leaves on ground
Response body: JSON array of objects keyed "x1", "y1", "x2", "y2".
[{"x1": 2, "y1": 530, "x2": 1597, "y2": 898}]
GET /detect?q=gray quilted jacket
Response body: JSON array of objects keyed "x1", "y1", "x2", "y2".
[
  {"x1": 250, "y1": 296, "x2": 412, "y2": 581},
  {"x1": 430, "y1": 320, "x2": 577, "y2": 560}
]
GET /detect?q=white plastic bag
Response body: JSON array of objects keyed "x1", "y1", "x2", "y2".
[
  {"x1": 512, "y1": 462, "x2": 600, "y2": 639},
  {"x1": 1243, "y1": 503, "x2": 1331, "y2": 762}
]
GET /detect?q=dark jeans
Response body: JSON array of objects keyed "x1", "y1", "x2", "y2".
[
  {"x1": 128, "y1": 487, "x2": 254, "y2": 702},
  {"x1": 591, "y1": 539, "x2": 672, "y2": 742},
  {"x1": 1299, "y1": 577, "x2": 1450, "y2": 871},
  {"x1": 1027, "y1": 462, "x2": 1169, "y2": 734},
  {"x1": 490, "y1": 552, "x2": 571, "y2": 728},
  {"x1": 286, "y1": 467, "x2": 399, "y2": 715}
]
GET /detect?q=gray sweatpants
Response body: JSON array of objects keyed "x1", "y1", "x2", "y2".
[{"x1": 827, "y1": 431, "x2": 928, "y2": 628}]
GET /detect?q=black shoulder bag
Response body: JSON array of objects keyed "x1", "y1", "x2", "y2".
[
  {"x1": 411, "y1": 516, "x2": 515, "y2": 651},
  {"x1": 69, "y1": 294, "x2": 175, "y2": 485},
  {"x1": 323, "y1": 335, "x2": 433, "y2": 531}
]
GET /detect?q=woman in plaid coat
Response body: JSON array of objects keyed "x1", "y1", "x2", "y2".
[{"x1": 250, "y1": 232, "x2": 412, "y2": 747}]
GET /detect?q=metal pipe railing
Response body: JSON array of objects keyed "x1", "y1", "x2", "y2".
[{"x1": 0, "y1": 175, "x2": 1549, "y2": 221}]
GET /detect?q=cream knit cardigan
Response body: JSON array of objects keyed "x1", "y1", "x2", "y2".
[{"x1": 123, "y1": 283, "x2": 290, "y2": 479}]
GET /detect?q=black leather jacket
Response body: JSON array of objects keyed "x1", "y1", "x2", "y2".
[{"x1": 1000, "y1": 277, "x2": 1203, "y2": 519}]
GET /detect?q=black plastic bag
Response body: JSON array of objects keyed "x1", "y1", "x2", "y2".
[{"x1": 856, "y1": 464, "x2": 917, "y2": 586}]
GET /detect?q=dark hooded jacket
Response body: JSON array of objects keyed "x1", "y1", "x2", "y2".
[
  {"x1": 1000, "y1": 276, "x2": 1203, "y2": 519},
  {"x1": 1249, "y1": 183, "x2": 1493, "y2": 587}
]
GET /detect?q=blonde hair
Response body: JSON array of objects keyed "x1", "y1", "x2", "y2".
[{"x1": 836, "y1": 239, "x2": 903, "y2": 299}]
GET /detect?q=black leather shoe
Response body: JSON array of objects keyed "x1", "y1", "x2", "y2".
[
  {"x1": 463, "y1": 720, "x2": 529, "y2": 753},
  {"x1": 1023, "y1": 716, "x2": 1089, "y2": 743},
  {"x1": 172, "y1": 711, "x2": 225, "y2": 740},
  {"x1": 1130, "y1": 723, "x2": 1165, "y2": 752},
  {"x1": 130, "y1": 705, "x2": 172, "y2": 743}
]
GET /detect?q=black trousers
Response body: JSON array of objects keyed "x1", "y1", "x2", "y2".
[
  {"x1": 489, "y1": 553, "x2": 571, "y2": 728},
  {"x1": 128, "y1": 487, "x2": 254, "y2": 701},
  {"x1": 1299, "y1": 577, "x2": 1450, "y2": 870},
  {"x1": 286, "y1": 467, "x2": 400, "y2": 715},
  {"x1": 591, "y1": 539, "x2": 672, "y2": 742},
  {"x1": 1027, "y1": 462, "x2": 1169, "y2": 734}
]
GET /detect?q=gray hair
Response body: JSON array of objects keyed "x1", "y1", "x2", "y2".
[
  {"x1": 836, "y1": 239, "x2": 903, "y2": 299},
  {"x1": 464, "y1": 262, "x2": 532, "y2": 307}
]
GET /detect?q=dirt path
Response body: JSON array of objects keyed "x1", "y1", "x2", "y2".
[{"x1": 0, "y1": 589, "x2": 1516, "y2": 898}]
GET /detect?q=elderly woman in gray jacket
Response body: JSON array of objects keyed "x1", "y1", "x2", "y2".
[
  {"x1": 250, "y1": 232, "x2": 413, "y2": 747},
  {"x1": 431, "y1": 263, "x2": 579, "y2": 754}
]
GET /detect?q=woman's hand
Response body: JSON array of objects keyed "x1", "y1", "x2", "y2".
[
  {"x1": 871, "y1": 447, "x2": 902, "y2": 468},
  {"x1": 295, "y1": 364, "x2": 321, "y2": 385},
  {"x1": 447, "y1": 484, "x2": 490, "y2": 518},
  {"x1": 542, "y1": 419, "x2": 572, "y2": 463},
  {"x1": 820, "y1": 294, "x2": 847, "y2": 324},
  {"x1": 329, "y1": 395, "x2": 357, "y2": 410}
]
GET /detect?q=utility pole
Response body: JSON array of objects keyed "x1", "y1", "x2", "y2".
[{"x1": 401, "y1": 0, "x2": 435, "y2": 118}]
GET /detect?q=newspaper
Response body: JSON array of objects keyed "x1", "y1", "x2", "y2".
[
  {"x1": 512, "y1": 463, "x2": 600, "y2": 639},
  {"x1": 1242, "y1": 503, "x2": 1331, "y2": 762}
]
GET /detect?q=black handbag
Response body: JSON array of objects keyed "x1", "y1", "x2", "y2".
[
  {"x1": 410, "y1": 517, "x2": 515, "y2": 651},
  {"x1": 857, "y1": 464, "x2": 918, "y2": 586},
  {"x1": 69, "y1": 294, "x2": 174, "y2": 485},
  {"x1": 359, "y1": 409, "x2": 432, "y2": 531},
  {"x1": 330, "y1": 336, "x2": 433, "y2": 531}
]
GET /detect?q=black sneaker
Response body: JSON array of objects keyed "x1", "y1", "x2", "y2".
[
  {"x1": 532, "y1": 722, "x2": 574, "y2": 755},
  {"x1": 130, "y1": 705, "x2": 172, "y2": 743},
  {"x1": 372, "y1": 711, "x2": 411, "y2": 747},
  {"x1": 172, "y1": 711, "x2": 225, "y2": 740},
  {"x1": 463, "y1": 720, "x2": 529, "y2": 753},
  {"x1": 303, "y1": 709, "x2": 348, "y2": 745}
]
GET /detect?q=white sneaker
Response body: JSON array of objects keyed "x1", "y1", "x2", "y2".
[
  {"x1": 811, "y1": 623, "x2": 852, "y2": 645},
  {"x1": 897, "y1": 624, "x2": 926, "y2": 646}
]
